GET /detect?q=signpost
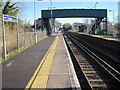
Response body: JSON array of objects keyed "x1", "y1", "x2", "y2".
[{"x1": 2, "y1": 14, "x2": 19, "y2": 60}]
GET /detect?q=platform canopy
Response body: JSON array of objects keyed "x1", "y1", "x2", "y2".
[{"x1": 42, "y1": 9, "x2": 107, "y2": 18}]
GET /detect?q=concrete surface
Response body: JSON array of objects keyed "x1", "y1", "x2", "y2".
[
  {"x1": 2, "y1": 37, "x2": 55, "y2": 89},
  {"x1": 47, "y1": 33, "x2": 80, "y2": 89}
]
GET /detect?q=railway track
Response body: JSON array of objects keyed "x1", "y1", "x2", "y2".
[{"x1": 63, "y1": 31, "x2": 120, "y2": 89}]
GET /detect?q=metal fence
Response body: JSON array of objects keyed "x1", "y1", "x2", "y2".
[{"x1": 0, "y1": 29, "x2": 47, "y2": 60}]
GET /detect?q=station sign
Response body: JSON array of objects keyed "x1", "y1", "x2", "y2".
[
  {"x1": 73, "y1": 23, "x2": 84, "y2": 26},
  {"x1": 54, "y1": 23, "x2": 62, "y2": 27},
  {"x1": 3, "y1": 15, "x2": 17, "y2": 22}
]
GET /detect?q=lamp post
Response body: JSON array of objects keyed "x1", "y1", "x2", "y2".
[
  {"x1": 94, "y1": 2, "x2": 98, "y2": 34},
  {"x1": 37, "y1": 0, "x2": 53, "y2": 36},
  {"x1": 34, "y1": 0, "x2": 37, "y2": 43},
  {"x1": 50, "y1": 0, "x2": 52, "y2": 19},
  {"x1": 34, "y1": 0, "x2": 43, "y2": 43},
  {"x1": 48, "y1": 7, "x2": 55, "y2": 10},
  {"x1": 38, "y1": 0, "x2": 43, "y2": 39},
  {"x1": 95, "y1": 2, "x2": 98, "y2": 9},
  {"x1": 38, "y1": 0, "x2": 53, "y2": 36},
  {"x1": 50, "y1": 0, "x2": 52, "y2": 36},
  {"x1": 109, "y1": 10, "x2": 115, "y2": 37}
]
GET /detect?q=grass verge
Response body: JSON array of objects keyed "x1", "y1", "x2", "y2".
[
  {"x1": 0, "y1": 46, "x2": 29, "y2": 63},
  {"x1": 0, "y1": 36, "x2": 48, "y2": 64}
]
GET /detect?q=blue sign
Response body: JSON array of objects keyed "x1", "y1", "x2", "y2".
[{"x1": 4, "y1": 15, "x2": 17, "y2": 22}]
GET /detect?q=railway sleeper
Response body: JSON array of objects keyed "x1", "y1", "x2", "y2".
[
  {"x1": 80, "y1": 65, "x2": 93, "y2": 68},
  {"x1": 92, "y1": 85, "x2": 107, "y2": 89},
  {"x1": 64, "y1": 33, "x2": 120, "y2": 89}
]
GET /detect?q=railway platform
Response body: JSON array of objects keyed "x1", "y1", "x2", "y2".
[
  {"x1": 77, "y1": 32, "x2": 120, "y2": 42},
  {"x1": 2, "y1": 32, "x2": 80, "y2": 89}
]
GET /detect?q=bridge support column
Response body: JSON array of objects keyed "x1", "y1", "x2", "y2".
[
  {"x1": 105, "y1": 17, "x2": 107, "y2": 34},
  {"x1": 43, "y1": 18, "x2": 51, "y2": 36}
]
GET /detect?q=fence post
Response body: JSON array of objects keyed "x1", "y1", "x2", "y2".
[
  {"x1": 16, "y1": 17, "x2": 20, "y2": 53},
  {"x1": 2, "y1": 14, "x2": 7, "y2": 60}
]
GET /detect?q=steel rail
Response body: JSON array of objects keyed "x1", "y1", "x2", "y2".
[{"x1": 63, "y1": 32, "x2": 120, "y2": 89}]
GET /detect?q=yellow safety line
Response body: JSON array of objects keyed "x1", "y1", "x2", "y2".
[{"x1": 24, "y1": 33, "x2": 60, "y2": 90}]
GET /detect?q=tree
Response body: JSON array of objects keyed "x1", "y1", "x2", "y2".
[
  {"x1": 24, "y1": 21, "x2": 32, "y2": 32},
  {"x1": 63, "y1": 23, "x2": 72, "y2": 31},
  {"x1": 0, "y1": 2, "x2": 1, "y2": 6},
  {"x1": 2, "y1": 0, "x2": 24, "y2": 29},
  {"x1": 0, "y1": 0, "x2": 2, "y2": 23},
  {"x1": 54, "y1": 20, "x2": 60, "y2": 24},
  {"x1": 2, "y1": 0, "x2": 21, "y2": 17}
]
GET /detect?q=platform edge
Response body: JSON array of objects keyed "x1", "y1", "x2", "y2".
[{"x1": 62, "y1": 34, "x2": 81, "y2": 90}]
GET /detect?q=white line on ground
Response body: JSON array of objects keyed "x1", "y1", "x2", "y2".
[{"x1": 6, "y1": 61, "x2": 14, "y2": 67}]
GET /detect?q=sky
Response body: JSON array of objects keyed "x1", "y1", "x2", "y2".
[{"x1": 15, "y1": 1, "x2": 119, "y2": 25}]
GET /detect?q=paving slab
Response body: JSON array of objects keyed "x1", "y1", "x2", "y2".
[{"x1": 46, "y1": 33, "x2": 80, "y2": 90}]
